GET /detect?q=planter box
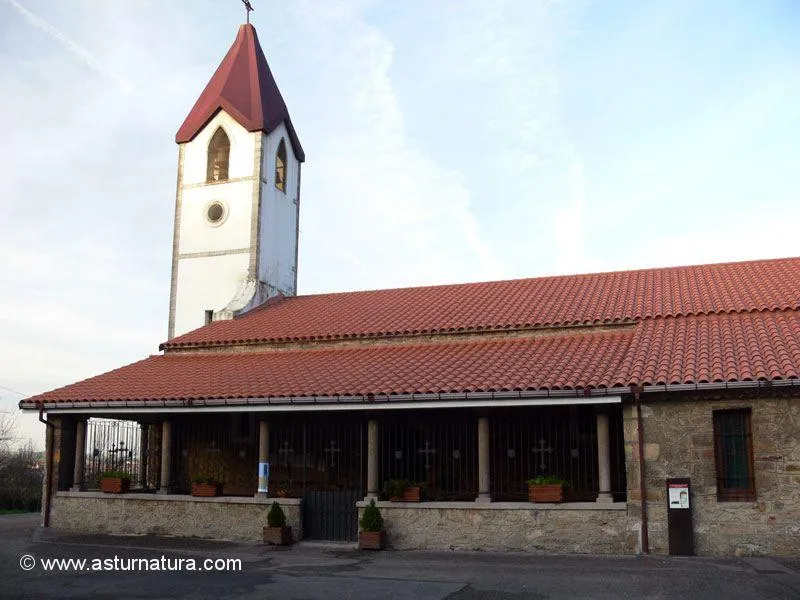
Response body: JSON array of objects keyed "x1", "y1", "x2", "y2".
[
  {"x1": 528, "y1": 484, "x2": 564, "y2": 503},
  {"x1": 390, "y1": 486, "x2": 422, "y2": 502},
  {"x1": 100, "y1": 477, "x2": 130, "y2": 494},
  {"x1": 359, "y1": 530, "x2": 387, "y2": 550},
  {"x1": 263, "y1": 526, "x2": 293, "y2": 545},
  {"x1": 191, "y1": 483, "x2": 222, "y2": 497}
]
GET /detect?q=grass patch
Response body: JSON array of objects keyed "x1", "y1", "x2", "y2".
[{"x1": 0, "y1": 509, "x2": 37, "y2": 515}]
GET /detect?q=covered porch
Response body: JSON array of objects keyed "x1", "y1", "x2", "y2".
[{"x1": 46, "y1": 396, "x2": 633, "y2": 552}]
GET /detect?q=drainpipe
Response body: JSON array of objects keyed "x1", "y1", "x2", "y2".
[
  {"x1": 38, "y1": 403, "x2": 54, "y2": 528},
  {"x1": 632, "y1": 385, "x2": 649, "y2": 555}
]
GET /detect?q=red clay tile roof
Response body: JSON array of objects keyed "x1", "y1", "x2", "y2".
[
  {"x1": 176, "y1": 24, "x2": 304, "y2": 161},
  {"x1": 22, "y1": 310, "x2": 800, "y2": 405},
  {"x1": 625, "y1": 310, "x2": 800, "y2": 385},
  {"x1": 163, "y1": 257, "x2": 800, "y2": 348},
  {"x1": 24, "y1": 330, "x2": 633, "y2": 403},
  {"x1": 21, "y1": 257, "x2": 800, "y2": 407}
]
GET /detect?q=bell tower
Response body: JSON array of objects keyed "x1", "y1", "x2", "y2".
[{"x1": 168, "y1": 24, "x2": 304, "y2": 339}]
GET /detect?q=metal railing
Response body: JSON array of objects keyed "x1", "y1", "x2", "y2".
[
  {"x1": 379, "y1": 411, "x2": 478, "y2": 501},
  {"x1": 84, "y1": 418, "x2": 142, "y2": 489},
  {"x1": 490, "y1": 405, "x2": 627, "y2": 502}
]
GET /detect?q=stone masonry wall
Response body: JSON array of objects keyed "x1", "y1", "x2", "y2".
[
  {"x1": 357, "y1": 502, "x2": 636, "y2": 554},
  {"x1": 626, "y1": 394, "x2": 800, "y2": 557},
  {"x1": 51, "y1": 493, "x2": 303, "y2": 542}
]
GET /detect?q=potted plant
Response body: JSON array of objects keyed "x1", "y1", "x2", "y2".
[
  {"x1": 383, "y1": 479, "x2": 406, "y2": 501},
  {"x1": 263, "y1": 501, "x2": 293, "y2": 545},
  {"x1": 383, "y1": 479, "x2": 422, "y2": 502},
  {"x1": 191, "y1": 474, "x2": 223, "y2": 497},
  {"x1": 526, "y1": 475, "x2": 565, "y2": 503},
  {"x1": 359, "y1": 499, "x2": 386, "y2": 550},
  {"x1": 99, "y1": 470, "x2": 132, "y2": 494}
]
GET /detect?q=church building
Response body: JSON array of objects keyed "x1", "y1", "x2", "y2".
[{"x1": 21, "y1": 23, "x2": 800, "y2": 557}]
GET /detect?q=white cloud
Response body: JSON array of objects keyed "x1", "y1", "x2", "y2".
[{"x1": 3, "y1": 0, "x2": 133, "y2": 94}]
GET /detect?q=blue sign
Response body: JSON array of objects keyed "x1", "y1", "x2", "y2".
[{"x1": 258, "y1": 461, "x2": 269, "y2": 493}]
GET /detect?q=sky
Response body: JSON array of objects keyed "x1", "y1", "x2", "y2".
[{"x1": 1, "y1": 0, "x2": 799, "y2": 449}]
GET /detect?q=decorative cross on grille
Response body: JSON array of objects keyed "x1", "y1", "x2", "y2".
[
  {"x1": 278, "y1": 441, "x2": 294, "y2": 467},
  {"x1": 324, "y1": 440, "x2": 341, "y2": 467},
  {"x1": 532, "y1": 438, "x2": 553, "y2": 470},
  {"x1": 417, "y1": 440, "x2": 436, "y2": 470},
  {"x1": 107, "y1": 442, "x2": 129, "y2": 457}
]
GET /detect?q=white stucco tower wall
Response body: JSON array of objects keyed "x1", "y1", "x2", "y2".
[
  {"x1": 167, "y1": 23, "x2": 304, "y2": 339},
  {"x1": 168, "y1": 111, "x2": 300, "y2": 339}
]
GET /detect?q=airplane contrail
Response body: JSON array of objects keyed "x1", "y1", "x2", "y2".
[{"x1": 3, "y1": 0, "x2": 134, "y2": 94}]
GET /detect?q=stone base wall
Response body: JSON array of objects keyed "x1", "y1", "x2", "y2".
[
  {"x1": 51, "y1": 493, "x2": 303, "y2": 542},
  {"x1": 630, "y1": 394, "x2": 800, "y2": 557},
  {"x1": 357, "y1": 502, "x2": 636, "y2": 554}
]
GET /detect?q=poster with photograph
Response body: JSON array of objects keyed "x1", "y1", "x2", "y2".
[{"x1": 668, "y1": 484, "x2": 690, "y2": 509}]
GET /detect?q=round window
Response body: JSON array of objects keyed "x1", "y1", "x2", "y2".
[{"x1": 205, "y1": 201, "x2": 226, "y2": 225}]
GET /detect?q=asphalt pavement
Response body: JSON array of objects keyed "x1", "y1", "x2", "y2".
[{"x1": 2, "y1": 513, "x2": 799, "y2": 599}]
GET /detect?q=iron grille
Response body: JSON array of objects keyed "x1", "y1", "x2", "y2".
[
  {"x1": 84, "y1": 418, "x2": 143, "y2": 489},
  {"x1": 713, "y1": 409, "x2": 755, "y2": 501},
  {"x1": 270, "y1": 416, "x2": 365, "y2": 496},
  {"x1": 379, "y1": 411, "x2": 478, "y2": 501},
  {"x1": 490, "y1": 405, "x2": 627, "y2": 502},
  {"x1": 170, "y1": 414, "x2": 258, "y2": 495}
]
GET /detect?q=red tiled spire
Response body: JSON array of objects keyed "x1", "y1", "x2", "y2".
[{"x1": 175, "y1": 24, "x2": 304, "y2": 161}]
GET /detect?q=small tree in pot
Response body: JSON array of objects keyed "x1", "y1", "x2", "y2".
[
  {"x1": 358, "y1": 499, "x2": 386, "y2": 550},
  {"x1": 263, "y1": 501, "x2": 293, "y2": 545}
]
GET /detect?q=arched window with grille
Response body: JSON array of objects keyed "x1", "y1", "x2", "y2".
[
  {"x1": 275, "y1": 138, "x2": 287, "y2": 192},
  {"x1": 206, "y1": 127, "x2": 230, "y2": 183}
]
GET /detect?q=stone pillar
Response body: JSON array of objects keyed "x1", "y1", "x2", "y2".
[
  {"x1": 70, "y1": 419, "x2": 86, "y2": 491},
  {"x1": 366, "y1": 419, "x2": 379, "y2": 499},
  {"x1": 138, "y1": 424, "x2": 148, "y2": 489},
  {"x1": 476, "y1": 416, "x2": 491, "y2": 502},
  {"x1": 256, "y1": 420, "x2": 269, "y2": 498},
  {"x1": 147, "y1": 424, "x2": 162, "y2": 490},
  {"x1": 158, "y1": 420, "x2": 172, "y2": 494},
  {"x1": 596, "y1": 411, "x2": 613, "y2": 503}
]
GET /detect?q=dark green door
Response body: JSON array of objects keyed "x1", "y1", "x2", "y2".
[{"x1": 303, "y1": 489, "x2": 362, "y2": 541}]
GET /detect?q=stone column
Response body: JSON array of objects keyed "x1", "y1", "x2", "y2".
[
  {"x1": 366, "y1": 419, "x2": 379, "y2": 499},
  {"x1": 476, "y1": 417, "x2": 491, "y2": 502},
  {"x1": 138, "y1": 424, "x2": 149, "y2": 489},
  {"x1": 256, "y1": 420, "x2": 269, "y2": 498},
  {"x1": 157, "y1": 420, "x2": 172, "y2": 494},
  {"x1": 596, "y1": 411, "x2": 613, "y2": 503},
  {"x1": 70, "y1": 419, "x2": 86, "y2": 491}
]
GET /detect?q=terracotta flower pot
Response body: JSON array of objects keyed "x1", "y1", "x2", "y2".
[
  {"x1": 359, "y1": 530, "x2": 386, "y2": 550},
  {"x1": 191, "y1": 482, "x2": 222, "y2": 497},
  {"x1": 390, "y1": 486, "x2": 421, "y2": 502},
  {"x1": 528, "y1": 484, "x2": 564, "y2": 503},
  {"x1": 263, "y1": 526, "x2": 293, "y2": 545},
  {"x1": 402, "y1": 486, "x2": 421, "y2": 502},
  {"x1": 100, "y1": 477, "x2": 130, "y2": 494}
]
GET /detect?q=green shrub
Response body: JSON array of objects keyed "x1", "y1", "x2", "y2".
[
  {"x1": 526, "y1": 475, "x2": 565, "y2": 486},
  {"x1": 382, "y1": 479, "x2": 407, "y2": 498},
  {"x1": 100, "y1": 470, "x2": 131, "y2": 480},
  {"x1": 191, "y1": 474, "x2": 219, "y2": 485},
  {"x1": 359, "y1": 499, "x2": 384, "y2": 532},
  {"x1": 267, "y1": 501, "x2": 286, "y2": 528}
]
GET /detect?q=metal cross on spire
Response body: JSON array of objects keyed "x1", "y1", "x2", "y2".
[{"x1": 242, "y1": 0, "x2": 254, "y2": 24}]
